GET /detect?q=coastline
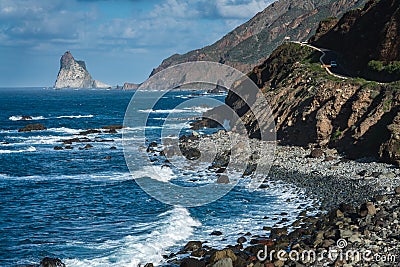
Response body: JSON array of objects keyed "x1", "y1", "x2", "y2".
[{"x1": 160, "y1": 131, "x2": 400, "y2": 267}]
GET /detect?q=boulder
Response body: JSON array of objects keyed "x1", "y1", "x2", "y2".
[
  {"x1": 79, "y1": 129, "x2": 101, "y2": 135},
  {"x1": 102, "y1": 125, "x2": 124, "y2": 130},
  {"x1": 18, "y1": 124, "x2": 47, "y2": 132},
  {"x1": 209, "y1": 249, "x2": 237, "y2": 264},
  {"x1": 395, "y1": 186, "x2": 400, "y2": 195},
  {"x1": 183, "y1": 241, "x2": 202, "y2": 252},
  {"x1": 217, "y1": 175, "x2": 230, "y2": 184},
  {"x1": 310, "y1": 148, "x2": 324, "y2": 158},
  {"x1": 54, "y1": 146, "x2": 63, "y2": 151},
  {"x1": 212, "y1": 258, "x2": 233, "y2": 267},
  {"x1": 21, "y1": 115, "x2": 33, "y2": 120},
  {"x1": 39, "y1": 257, "x2": 65, "y2": 267},
  {"x1": 210, "y1": 230, "x2": 223, "y2": 236},
  {"x1": 180, "y1": 258, "x2": 205, "y2": 267}
]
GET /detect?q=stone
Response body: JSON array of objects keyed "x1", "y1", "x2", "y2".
[
  {"x1": 209, "y1": 249, "x2": 237, "y2": 264},
  {"x1": 310, "y1": 148, "x2": 324, "y2": 158},
  {"x1": 54, "y1": 146, "x2": 63, "y2": 151},
  {"x1": 79, "y1": 129, "x2": 101, "y2": 135},
  {"x1": 180, "y1": 258, "x2": 205, "y2": 267},
  {"x1": 237, "y1": 236, "x2": 247, "y2": 244},
  {"x1": 110, "y1": 146, "x2": 117, "y2": 150},
  {"x1": 274, "y1": 260, "x2": 285, "y2": 267},
  {"x1": 395, "y1": 186, "x2": 400, "y2": 195},
  {"x1": 18, "y1": 124, "x2": 47, "y2": 132},
  {"x1": 39, "y1": 257, "x2": 65, "y2": 267},
  {"x1": 211, "y1": 231, "x2": 223, "y2": 236},
  {"x1": 212, "y1": 258, "x2": 233, "y2": 267},
  {"x1": 183, "y1": 241, "x2": 202, "y2": 252},
  {"x1": 217, "y1": 175, "x2": 230, "y2": 184}
]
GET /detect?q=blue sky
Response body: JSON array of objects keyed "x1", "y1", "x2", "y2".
[{"x1": 0, "y1": 0, "x2": 274, "y2": 87}]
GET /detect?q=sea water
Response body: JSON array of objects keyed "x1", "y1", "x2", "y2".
[{"x1": 0, "y1": 87, "x2": 316, "y2": 266}]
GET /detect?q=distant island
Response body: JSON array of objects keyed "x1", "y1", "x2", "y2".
[{"x1": 54, "y1": 51, "x2": 111, "y2": 89}]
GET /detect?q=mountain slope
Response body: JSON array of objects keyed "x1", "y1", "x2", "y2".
[
  {"x1": 225, "y1": 42, "x2": 400, "y2": 165},
  {"x1": 150, "y1": 0, "x2": 366, "y2": 76}
]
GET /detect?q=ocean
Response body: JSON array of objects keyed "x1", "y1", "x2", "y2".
[{"x1": 0, "y1": 87, "x2": 315, "y2": 267}]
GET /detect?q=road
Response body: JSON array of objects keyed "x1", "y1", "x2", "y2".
[{"x1": 292, "y1": 41, "x2": 350, "y2": 80}]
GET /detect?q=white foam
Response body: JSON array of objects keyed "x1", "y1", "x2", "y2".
[
  {"x1": 47, "y1": 127, "x2": 83, "y2": 135},
  {"x1": 138, "y1": 106, "x2": 212, "y2": 114},
  {"x1": 131, "y1": 165, "x2": 176, "y2": 183},
  {"x1": 56, "y1": 115, "x2": 94, "y2": 119},
  {"x1": 63, "y1": 207, "x2": 201, "y2": 267},
  {"x1": 8, "y1": 115, "x2": 45, "y2": 121},
  {"x1": 0, "y1": 146, "x2": 36, "y2": 154}
]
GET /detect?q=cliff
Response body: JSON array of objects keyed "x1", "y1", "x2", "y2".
[
  {"x1": 54, "y1": 51, "x2": 111, "y2": 89},
  {"x1": 223, "y1": 42, "x2": 400, "y2": 165},
  {"x1": 311, "y1": 0, "x2": 400, "y2": 82},
  {"x1": 150, "y1": 0, "x2": 366, "y2": 77}
]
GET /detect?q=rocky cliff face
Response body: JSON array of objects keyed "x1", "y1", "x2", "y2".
[
  {"x1": 150, "y1": 0, "x2": 365, "y2": 76},
  {"x1": 223, "y1": 42, "x2": 400, "y2": 165},
  {"x1": 311, "y1": 0, "x2": 400, "y2": 81},
  {"x1": 54, "y1": 51, "x2": 111, "y2": 89}
]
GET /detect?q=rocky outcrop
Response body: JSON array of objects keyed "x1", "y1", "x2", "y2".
[
  {"x1": 54, "y1": 51, "x2": 110, "y2": 89},
  {"x1": 311, "y1": 0, "x2": 400, "y2": 81},
  {"x1": 122, "y1": 82, "x2": 140, "y2": 90},
  {"x1": 18, "y1": 123, "x2": 47, "y2": 132},
  {"x1": 150, "y1": 0, "x2": 365, "y2": 77}
]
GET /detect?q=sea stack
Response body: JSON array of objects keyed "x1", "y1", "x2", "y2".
[{"x1": 54, "y1": 51, "x2": 110, "y2": 89}]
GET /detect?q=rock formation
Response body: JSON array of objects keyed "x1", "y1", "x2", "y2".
[
  {"x1": 150, "y1": 0, "x2": 366, "y2": 77},
  {"x1": 54, "y1": 51, "x2": 111, "y2": 89}
]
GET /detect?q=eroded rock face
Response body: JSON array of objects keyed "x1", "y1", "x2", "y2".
[
  {"x1": 54, "y1": 51, "x2": 94, "y2": 89},
  {"x1": 54, "y1": 51, "x2": 110, "y2": 89},
  {"x1": 220, "y1": 42, "x2": 400, "y2": 165}
]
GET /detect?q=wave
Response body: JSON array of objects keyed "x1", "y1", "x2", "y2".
[
  {"x1": 0, "y1": 171, "x2": 133, "y2": 181},
  {"x1": 138, "y1": 106, "x2": 212, "y2": 114},
  {"x1": 131, "y1": 165, "x2": 176, "y2": 183},
  {"x1": 63, "y1": 207, "x2": 201, "y2": 267},
  {"x1": 8, "y1": 115, "x2": 94, "y2": 121},
  {"x1": 56, "y1": 115, "x2": 94, "y2": 119},
  {"x1": 8, "y1": 116, "x2": 45, "y2": 121},
  {"x1": 0, "y1": 146, "x2": 36, "y2": 154}
]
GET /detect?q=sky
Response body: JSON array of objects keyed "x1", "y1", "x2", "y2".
[{"x1": 0, "y1": 0, "x2": 275, "y2": 87}]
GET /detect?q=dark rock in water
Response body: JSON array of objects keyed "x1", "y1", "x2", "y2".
[
  {"x1": 62, "y1": 137, "x2": 90, "y2": 144},
  {"x1": 358, "y1": 170, "x2": 368, "y2": 176},
  {"x1": 191, "y1": 248, "x2": 207, "y2": 257},
  {"x1": 39, "y1": 257, "x2": 65, "y2": 267},
  {"x1": 21, "y1": 115, "x2": 33, "y2": 120},
  {"x1": 310, "y1": 148, "x2": 324, "y2": 158},
  {"x1": 182, "y1": 147, "x2": 201, "y2": 160},
  {"x1": 183, "y1": 241, "x2": 202, "y2": 252},
  {"x1": 64, "y1": 146, "x2": 73, "y2": 150},
  {"x1": 371, "y1": 171, "x2": 382, "y2": 178},
  {"x1": 79, "y1": 129, "x2": 101, "y2": 135},
  {"x1": 54, "y1": 146, "x2": 63, "y2": 151},
  {"x1": 215, "y1": 168, "x2": 226, "y2": 173},
  {"x1": 102, "y1": 125, "x2": 124, "y2": 130},
  {"x1": 144, "y1": 263, "x2": 154, "y2": 267},
  {"x1": 103, "y1": 156, "x2": 112, "y2": 160},
  {"x1": 237, "y1": 236, "x2": 247, "y2": 244},
  {"x1": 180, "y1": 258, "x2": 205, "y2": 267},
  {"x1": 210, "y1": 230, "x2": 223, "y2": 236},
  {"x1": 18, "y1": 124, "x2": 47, "y2": 132},
  {"x1": 110, "y1": 146, "x2": 117, "y2": 150},
  {"x1": 243, "y1": 164, "x2": 257, "y2": 176},
  {"x1": 84, "y1": 144, "x2": 93, "y2": 149},
  {"x1": 106, "y1": 129, "x2": 117, "y2": 134},
  {"x1": 217, "y1": 175, "x2": 230, "y2": 184}
]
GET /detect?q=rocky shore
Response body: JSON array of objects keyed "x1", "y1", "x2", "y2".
[{"x1": 153, "y1": 131, "x2": 400, "y2": 267}]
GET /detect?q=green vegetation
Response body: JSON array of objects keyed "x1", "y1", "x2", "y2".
[
  {"x1": 331, "y1": 129, "x2": 343, "y2": 141},
  {"x1": 368, "y1": 60, "x2": 400, "y2": 75}
]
